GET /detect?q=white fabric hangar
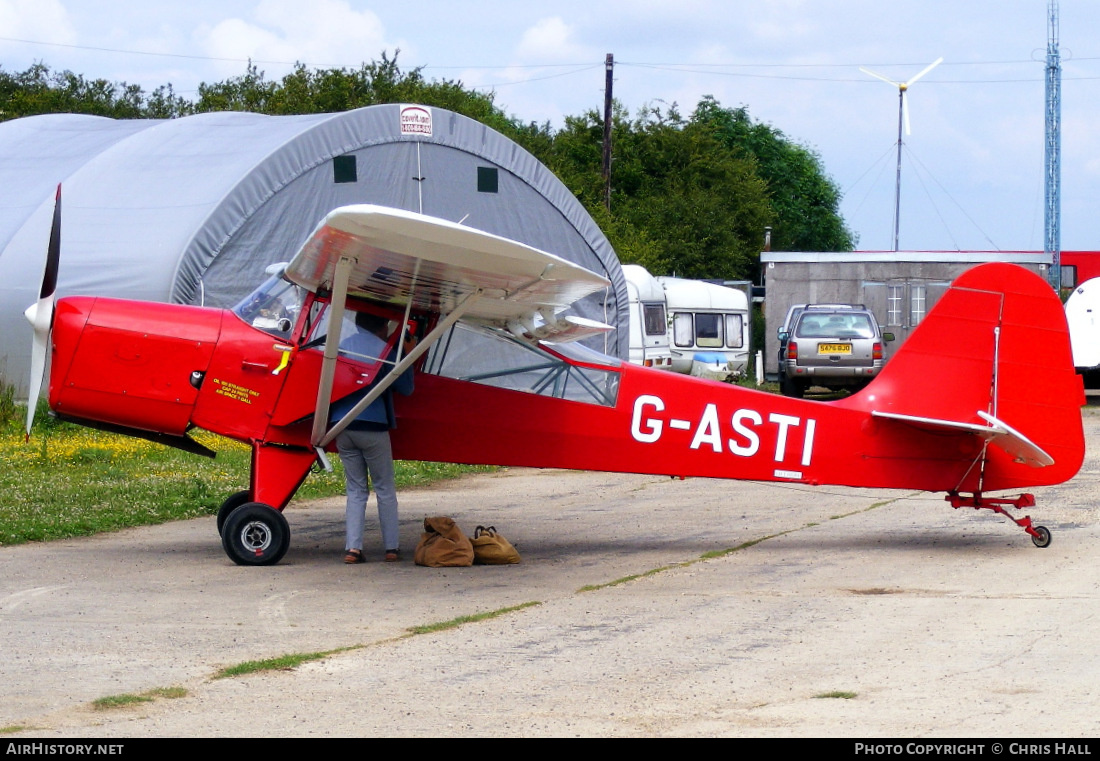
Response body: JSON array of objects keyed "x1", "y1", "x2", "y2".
[{"x1": 0, "y1": 104, "x2": 627, "y2": 395}]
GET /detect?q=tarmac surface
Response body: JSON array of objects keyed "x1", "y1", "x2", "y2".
[{"x1": 2, "y1": 412, "x2": 1099, "y2": 737}]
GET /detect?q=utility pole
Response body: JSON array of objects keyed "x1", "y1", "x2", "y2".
[
  {"x1": 1045, "y1": 0, "x2": 1062, "y2": 289},
  {"x1": 602, "y1": 53, "x2": 613, "y2": 212}
]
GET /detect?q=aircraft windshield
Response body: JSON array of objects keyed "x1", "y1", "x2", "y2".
[
  {"x1": 232, "y1": 274, "x2": 305, "y2": 340},
  {"x1": 425, "y1": 323, "x2": 621, "y2": 407}
]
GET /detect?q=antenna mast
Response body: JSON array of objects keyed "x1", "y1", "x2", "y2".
[{"x1": 1045, "y1": 0, "x2": 1062, "y2": 289}]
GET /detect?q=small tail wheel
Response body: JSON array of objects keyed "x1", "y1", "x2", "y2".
[
  {"x1": 221, "y1": 502, "x2": 291, "y2": 566},
  {"x1": 1031, "y1": 525, "x2": 1052, "y2": 549}
]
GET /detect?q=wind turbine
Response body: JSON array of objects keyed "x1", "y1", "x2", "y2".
[{"x1": 860, "y1": 57, "x2": 943, "y2": 251}]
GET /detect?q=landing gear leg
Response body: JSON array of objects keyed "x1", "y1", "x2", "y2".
[{"x1": 946, "y1": 492, "x2": 1052, "y2": 548}]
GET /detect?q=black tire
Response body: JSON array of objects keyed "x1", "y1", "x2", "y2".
[
  {"x1": 216, "y1": 490, "x2": 252, "y2": 536},
  {"x1": 1031, "y1": 525, "x2": 1052, "y2": 549},
  {"x1": 779, "y1": 373, "x2": 804, "y2": 398},
  {"x1": 221, "y1": 502, "x2": 291, "y2": 566}
]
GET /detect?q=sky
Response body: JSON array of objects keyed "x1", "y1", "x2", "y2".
[{"x1": 2, "y1": 0, "x2": 1098, "y2": 253}]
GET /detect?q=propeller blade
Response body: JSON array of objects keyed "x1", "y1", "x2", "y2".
[
  {"x1": 902, "y1": 91, "x2": 911, "y2": 136},
  {"x1": 25, "y1": 185, "x2": 61, "y2": 439},
  {"x1": 906, "y1": 56, "x2": 943, "y2": 87}
]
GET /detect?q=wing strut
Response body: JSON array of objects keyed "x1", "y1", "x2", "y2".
[
  {"x1": 312, "y1": 287, "x2": 482, "y2": 449},
  {"x1": 309, "y1": 255, "x2": 356, "y2": 448}
]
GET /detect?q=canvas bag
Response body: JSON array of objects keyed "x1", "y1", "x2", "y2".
[
  {"x1": 471, "y1": 525, "x2": 521, "y2": 565},
  {"x1": 414, "y1": 516, "x2": 474, "y2": 567}
]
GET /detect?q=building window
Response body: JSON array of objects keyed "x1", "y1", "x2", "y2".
[
  {"x1": 910, "y1": 284, "x2": 927, "y2": 326},
  {"x1": 887, "y1": 285, "x2": 904, "y2": 327},
  {"x1": 1061, "y1": 265, "x2": 1077, "y2": 289},
  {"x1": 333, "y1": 155, "x2": 357, "y2": 184},
  {"x1": 477, "y1": 166, "x2": 499, "y2": 193}
]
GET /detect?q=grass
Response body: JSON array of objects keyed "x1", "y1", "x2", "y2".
[
  {"x1": 578, "y1": 494, "x2": 912, "y2": 593},
  {"x1": 91, "y1": 694, "x2": 153, "y2": 710},
  {"x1": 0, "y1": 392, "x2": 493, "y2": 546},
  {"x1": 212, "y1": 649, "x2": 354, "y2": 679},
  {"x1": 211, "y1": 602, "x2": 542, "y2": 681},
  {"x1": 814, "y1": 691, "x2": 858, "y2": 699},
  {"x1": 406, "y1": 601, "x2": 541, "y2": 635},
  {"x1": 91, "y1": 686, "x2": 188, "y2": 711}
]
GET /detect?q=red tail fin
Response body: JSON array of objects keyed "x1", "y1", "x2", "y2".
[{"x1": 843, "y1": 263, "x2": 1084, "y2": 491}]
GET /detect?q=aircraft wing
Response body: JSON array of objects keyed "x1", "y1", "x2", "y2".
[
  {"x1": 284, "y1": 204, "x2": 612, "y2": 326},
  {"x1": 284, "y1": 205, "x2": 614, "y2": 449}
]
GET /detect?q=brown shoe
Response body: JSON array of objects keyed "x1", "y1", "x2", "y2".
[
  {"x1": 344, "y1": 549, "x2": 365, "y2": 564},
  {"x1": 384, "y1": 550, "x2": 400, "y2": 562}
]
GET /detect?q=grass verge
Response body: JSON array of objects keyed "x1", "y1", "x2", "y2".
[
  {"x1": 213, "y1": 647, "x2": 359, "y2": 679},
  {"x1": 92, "y1": 687, "x2": 188, "y2": 711},
  {"x1": 0, "y1": 398, "x2": 493, "y2": 546},
  {"x1": 406, "y1": 601, "x2": 542, "y2": 635},
  {"x1": 578, "y1": 494, "x2": 908, "y2": 593},
  {"x1": 211, "y1": 602, "x2": 543, "y2": 681}
]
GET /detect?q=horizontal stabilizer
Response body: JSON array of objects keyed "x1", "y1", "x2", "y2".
[{"x1": 872, "y1": 410, "x2": 1054, "y2": 468}]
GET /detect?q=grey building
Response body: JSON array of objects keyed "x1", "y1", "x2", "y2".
[{"x1": 762, "y1": 251, "x2": 1051, "y2": 380}]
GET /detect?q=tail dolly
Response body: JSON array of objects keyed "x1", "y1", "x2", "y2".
[
  {"x1": 946, "y1": 492, "x2": 1052, "y2": 548},
  {"x1": 945, "y1": 325, "x2": 1053, "y2": 548}
]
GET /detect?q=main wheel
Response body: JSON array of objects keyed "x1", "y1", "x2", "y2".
[
  {"x1": 221, "y1": 502, "x2": 291, "y2": 566},
  {"x1": 216, "y1": 490, "x2": 252, "y2": 536},
  {"x1": 1031, "y1": 525, "x2": 1052, "y2": 549}
]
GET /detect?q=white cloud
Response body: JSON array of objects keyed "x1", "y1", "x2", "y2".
[
  {"x1": 514, "y1": 17, "x2": 589, "y2": 62},
  {"x1": 0, "y1": 0, "x2": 76, "y2": 44},
  {"x1": 197, "y1": 0, "x2": 396, "y2": 71}
]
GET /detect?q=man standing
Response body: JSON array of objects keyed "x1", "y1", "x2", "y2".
[{"x1": 332, "y1": 311, "x2": 416, "y2": 564}]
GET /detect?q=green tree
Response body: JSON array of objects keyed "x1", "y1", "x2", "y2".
[
  {"x1": 692, "y1": 95, "x2": 854, "y2": 252},
  {"x1": 543, "y1": 102, "x2": 774, "y2": 280},
  {"x1": 0, "y1": 58, "x2": 853, "y2": 274},
  {"x1": 0, "y1": 63, "x2": 190, "y2": 121},
  {"x1": 193, "y1": 52, "x2": 522, "y2": 140}
]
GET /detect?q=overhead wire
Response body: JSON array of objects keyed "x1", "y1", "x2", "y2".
[{"x1": 4, "y1": 34, "x2": 1100, "y2": 84}]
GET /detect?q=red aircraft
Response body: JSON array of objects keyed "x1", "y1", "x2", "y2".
[{"x1": 26, "y1": 193, "x2": 1086, "y2": 564}]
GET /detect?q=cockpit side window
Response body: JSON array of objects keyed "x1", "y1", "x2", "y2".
[
  {"x1": 424, "y1": 322, "x2": 621, "y2": 407},
  {"x1": 232, "y1": 274, "x2": 305, "y2": 339}
]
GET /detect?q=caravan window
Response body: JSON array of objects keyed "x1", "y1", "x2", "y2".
[
  {"x1": 673, "y1": 312, "x2": 745, "y2": 349},
  {"x1": 672, "y1": 313, "x2": 694, "y2": 348},
  {"x1": 724, "y1": 314, "x2": 744, "y2": 348},
  {"x1": 694, "y1": 313, "x2": 723, "y2": 348},
  {"x1": 642, "y1": 303, "x2": 667, "y2": 336}
]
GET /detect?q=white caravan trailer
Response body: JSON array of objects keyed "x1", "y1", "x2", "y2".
[
  {"x1": 622, "y1": 264, "x2": 674, "y2": 370},
  {"x1": 1065, "y1": 277, "x2": 1100, "y2": 392},
  {"x1": 658, "y1": 276, "x2": 751, "y2": 381}
]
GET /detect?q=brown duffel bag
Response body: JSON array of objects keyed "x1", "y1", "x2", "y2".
[
  {"x1": 414, "y1": 516, "x2": 474, "y2": 567},
  {"x1": 471, "y1": 525, "x2": 520, "y2": 565}
]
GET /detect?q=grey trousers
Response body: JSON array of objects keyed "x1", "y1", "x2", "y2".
[{"x1": 336, "y1": 429, "x2": 399, "y2": 552}]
